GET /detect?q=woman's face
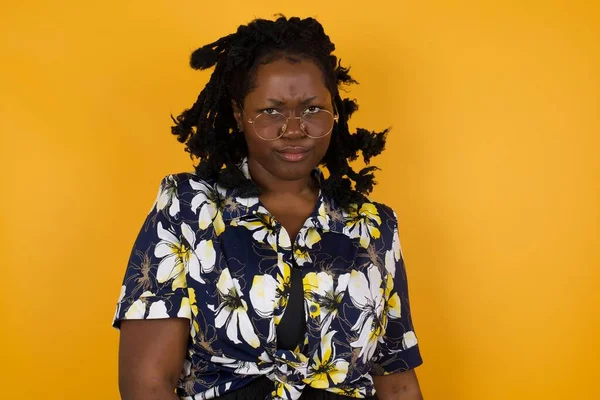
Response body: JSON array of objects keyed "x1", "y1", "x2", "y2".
[{"x1": 233, "y1": 58, "x2": 334, "y2": 183}]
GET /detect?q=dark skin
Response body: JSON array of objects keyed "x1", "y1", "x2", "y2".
[
  {"x1": 119, "y1": 58, "x2": 422, "y2": 400},
  {"x1": 232, "y1": 59, "x2": 332, "y2": 240}
]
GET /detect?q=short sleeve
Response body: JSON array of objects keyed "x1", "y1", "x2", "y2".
[
  {"x1": 112, "y1": 175, "x2": 192, "y2": 329},
  {"x1": 370, "y1": 208, "x2": 423, "y2": 375}
]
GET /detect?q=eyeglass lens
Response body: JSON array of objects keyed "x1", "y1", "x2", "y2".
[{"x1": 253, "y1": 110, "x2": 335, "y2": 140}]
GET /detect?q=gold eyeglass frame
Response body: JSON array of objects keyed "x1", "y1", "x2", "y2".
[{"x1": 245, "y1": 108, "x2": 339, "y2": 141}]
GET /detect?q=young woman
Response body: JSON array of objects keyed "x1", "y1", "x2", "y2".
[{"x1": 114, "y1": 16, "x2": 423, "y2": 400}]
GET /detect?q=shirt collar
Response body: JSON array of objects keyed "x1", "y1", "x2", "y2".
[{"x1": 219, "y1": 158, "x2": 344, "y2": 233}]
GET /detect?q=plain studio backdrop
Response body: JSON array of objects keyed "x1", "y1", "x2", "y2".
[{"x1": 0, "y1": 1, "x2": 598, "y2": 399}]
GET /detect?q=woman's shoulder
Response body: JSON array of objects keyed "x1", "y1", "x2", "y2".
[
  {"x1": 370, "y1": 200, "x2": 397, "y2": 223},
  {"x1": 155, "y1": 171, "x2": 221, "y2": 198},
  {"x1": 343, "y1": 197, "x2": 399, "y2": 230},
  {"x1": 150, "y1": 172, "x2": 224, "y2": 220},
  {"x1": 367, "y1": 199, "x2": 399, "y2": 241}
]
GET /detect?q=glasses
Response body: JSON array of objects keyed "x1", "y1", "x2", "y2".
[{"x1": 246, "y1": 107, "x2": 338, "y2": 141}]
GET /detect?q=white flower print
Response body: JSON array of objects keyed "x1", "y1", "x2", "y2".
[
  {"x1": 209, "y1": 268, "x2": 260, "y2": 348},
  {"x1": 155, "y1": 221, "x2": 197, "y2": 287},
  {"x1": 124, "y1": 299, "x2": 146, "y2": 319},
  {"x1": 384, "y1": 249, "x2": 396, "y2": 277},
  {"x1": 314, "y1": 200, "x2": 330, "y2": 229},
  {"x1": 343, "y1": 203, "x2": 382, "y2": 248},
  {"x1": 305, "y1": 330, "x2": 349, "y2": 389},
  {"x1": 268, "y1": 351, "x2": 310, "y2": 400},
  {"x1": 233, "y1": 206, "x2": 290, "y2": 250},
  {"x1": 217, "y1": 183, "x2": 259, "y2": 217},
  {"x1": 113, "y1": 285, "x2": 126, "y2": 322},
  {"x1": 302, "y1": 199, "x2": 330, "y2": 232},
  {"x1": 249, "y1": 255, "x2": 292, "y2": 343},
  {"x1": 294, "y1": 225, "x2": 323, "y2": 266},
  {"x1": 304, "y1": 272, "x2": 350, "y2": 335},
  {"x1": 124, "y1": 290, "x2": 154, "y2": 319},
  {"x1": 249, "y1": 273, "x2": 278, "y2": 343},
  {"x1": 193, "y1": 239, "x2": 217, "y2": 282},
  {"x1": 347, "y1": 265, "x2": 385, "y2": 364},
  {"x1": 114, "y1": 169, "x2": 423, "y2": 397},
  {"x1": 148, "y1": 300, "x2": 169, "y2": 319},
  {"x1": 153, "y1": 175, "x2": 180, "y2": 217},
  {"x1": 191, "y1": 382, "x2": 232, "y2": 400},
  {"x1": 190, "y1": 179, "x2": 226, "y2": 235},
  {"x1": 210, "y1": 354, "x2": 271, "y2": 375},
  {"x1": 293, "y1": 246, "x2": 312, "y2": 266},
  {"x1": 402, "y1": 331, "x2": 418, "y2": 350},
  {"x1": 392, "y1": 211, "x2": 404, "y2": 261},
  {"x1": 177, "y1": 296, "x2": 192, "y2": 319}
]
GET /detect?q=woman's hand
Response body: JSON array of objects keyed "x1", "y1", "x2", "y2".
[
  {"x1": 118, "y1": 318, "x2": 189, "y2": 400},
  {"x1": 373, "y1": 369, "x2": 423, "y2": 400}
]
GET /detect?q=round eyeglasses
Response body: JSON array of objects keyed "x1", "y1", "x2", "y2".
[{"x1": 246, "y1": 107, "x2": 338, "y2": 141}]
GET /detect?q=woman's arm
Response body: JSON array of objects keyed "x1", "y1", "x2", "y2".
[
  {"x1": 373, "y1": 369, "x2": 423, "y2": 400},
  {"x1": 119, "y1": 318, "x2": 189, "y2": 400}
]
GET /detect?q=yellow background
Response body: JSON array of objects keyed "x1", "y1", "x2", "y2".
[{"x1": 1, "y1": 1, "x2": 598, "y2": 399}]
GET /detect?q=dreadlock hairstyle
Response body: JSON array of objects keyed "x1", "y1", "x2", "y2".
[{"x1": 171, "y1": 15, "x2": 388, "y2": 209}]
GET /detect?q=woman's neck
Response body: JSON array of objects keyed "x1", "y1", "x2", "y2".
[{"x1": 247, "y1": 158, "x2": 318, "y2": 198}]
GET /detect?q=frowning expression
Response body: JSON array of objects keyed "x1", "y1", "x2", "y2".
[{"x1": 233, "y1": 57, "x2": 334, "y2": 182}]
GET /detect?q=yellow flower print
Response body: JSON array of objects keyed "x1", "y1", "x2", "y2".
[
  {"x1": 233, "y1": 207, "x2": 291, "y2": 250},
  {"x1": 304, "y1": 272, "x2": 350, "y2": 335},
  {"x1": 383, "y1": 272, "x2": 401, "y2": 320},
  {"x1": 305, "y1": 330, "x2": 349, "y2": 389},
  {"x1": 124, "y1": 290, "x2": 154, "y2": 319},
  {"x1": 328, "y1": 386, "x2": 367, "y2": 398},
  {"x1": 179, "y1": 288, "x2": 199, "y2": 335},
  {"x1": 294, "y1": 225, "x2": 322, "y2": 266},
  {"x1": 249, "y1": 254, "x2": 292, "y2": 343},
  {"x1": 178, "y1": 297, "x2": 192, "y2": 319},
  {"x1": 154, "y1": 222, "x2": 196, "y2": 289},
  {"x1": 293, "y1": 246, "x2": 312, "y2": 266},
  {"x1": 343, "y1": 203, "x2": 382, "y2": 248},
  {"x1": 304, "y1": 273, "x2": 322, "y2": 319},
  {"x1": 188, "y1": 288, "x2": 199, "y2": 316},
  {"x1": 308, "y1": 200, "x2": 330, "y2": 230}
]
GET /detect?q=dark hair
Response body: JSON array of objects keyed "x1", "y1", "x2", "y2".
[{"x1": 171, "y1": 15, "x2": 388, "y2": 209}]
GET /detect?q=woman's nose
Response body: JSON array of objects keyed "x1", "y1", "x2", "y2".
[{"x1": 281, "y1": 116, "x2": 306, "y2": 139}]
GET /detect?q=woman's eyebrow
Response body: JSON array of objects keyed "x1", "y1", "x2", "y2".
[
  {"x1": 300, "y1": 96, "x2": 318, "y2": 105},
  {"x1": 265, "y1": 96, "x2": 319, "y2": 106},
  {"x1": 266, "y1": 98, "x2": 286, "y2": 106}
]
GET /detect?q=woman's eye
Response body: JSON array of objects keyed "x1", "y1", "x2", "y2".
[
  {"x1": 304, "y1": 106, "x2": 322, "y2": 114},
  {"x1": 262, "y1": 108, "x2": 279, "y2": 115}
]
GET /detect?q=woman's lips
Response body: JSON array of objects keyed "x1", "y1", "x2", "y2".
[{"x1": 276, "y1": 146, "x2": 312, "y2": 162}]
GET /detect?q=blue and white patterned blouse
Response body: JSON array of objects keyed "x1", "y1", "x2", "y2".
[{"x1": 113, "y1": 159, "x2": 422, "y2": 399}]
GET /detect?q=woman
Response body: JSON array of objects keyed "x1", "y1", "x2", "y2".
[{"x1": 114, "y1": 16, "x2": 423, "y2": 400}]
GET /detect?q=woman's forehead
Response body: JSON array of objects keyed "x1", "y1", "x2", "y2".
[{"x1": 245, "y1": 58, "x2": 330, "y2": 103}]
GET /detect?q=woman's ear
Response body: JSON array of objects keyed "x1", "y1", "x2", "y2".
[{"x1": 231, "y1": 100, "x2": 243, "y2": 131}]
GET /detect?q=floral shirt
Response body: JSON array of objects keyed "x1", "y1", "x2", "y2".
[{"x1": 113, "y1": 159, "x2": 422, "y2": 400}]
